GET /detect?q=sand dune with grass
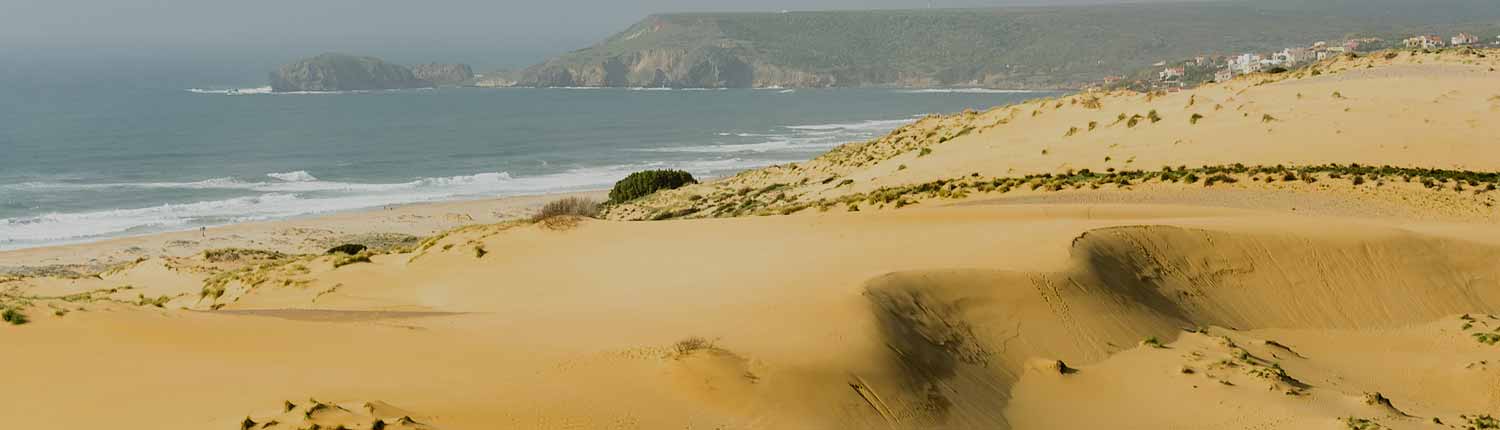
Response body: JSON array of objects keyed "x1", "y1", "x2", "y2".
[{"x1": 4, "y1": 49, "x2": 1500, "y2": 429}]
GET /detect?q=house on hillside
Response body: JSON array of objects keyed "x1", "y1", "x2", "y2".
[
  {"x1": 1159, "y1": 67, "x2": 1185, "y2": 81},
  {"x1": 1228, "y1": 53, "x2": 1264, "y2": 75},
  {"x1": 1452, "y1": 33, "x2": 1480, "y2": 46},
  {"x1": 1404, "y1": 35, "x2": 1446, "y2": 49},
  {"x1": 1214, "y1": 69, "x2": 1234, "y2": 83},
  {"x1": 1275, "y1": 48, "x2": 1312, "y2": 66}
]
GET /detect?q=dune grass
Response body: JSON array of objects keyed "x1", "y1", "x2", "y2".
[
  {"x1": 532, "y1": 197, "x2": 601, "y2": 222},
  {"x1": 643, "y1": 163, "x2": 1500, "y2": 220}
]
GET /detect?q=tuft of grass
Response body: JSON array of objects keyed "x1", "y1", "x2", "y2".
[
  {"x1": 1081, "y1": 96, "x2": 1102, "y2": 109},
  {"x1": 473, "y1": 245, "x2": 488, "y2": 259},
  {"x1": 1476, "y1": 332, "x2": 1500, "y2": 345},
  {"x1": 673, "y1": 337, "x2": 715, "y2": 356},
  {"x1": 918, "y1": 147, "x2": 933, "y2": 157},
  {"x1": 1064, "y1": 126, "x2": 1079, "y2": 137},
  {"x1": 897, "y1": 164, "x2": 907, "y2": 171},
  {"x1": 1147, "y1": 110, "x2": 1162, "y2": 123},
  {"x1": 531, "y1": 197, "x2": 600, "y2": 222},
  {"x1": 1142, "y1": 336, "x2": 1166, "y2": 348},
  {"x1": 1087, "y1": 121, "x2": 1098, "y2": 131},
  {"x1": 1464, "y1": 415, "x2": 1499, "y2": 429},
  {"x1": 332, "y1": 251, "x2": 373, "y2": 268},
  {"x1": 1342, "y1": 417, "x2": 1386, "y2": 430},
  {"x1": 2, "y1": 308, "x2": 28, "y2": 325},
  {"x1": 1204, "y1": 174, "x2": 1238, "y2": 187},
  {"x1": 1190, "y1": 113, "x2": 1204, "y2": 125},
  {"x1": 1262, "y1": 114, "x2": 1278, "y2": 123}
]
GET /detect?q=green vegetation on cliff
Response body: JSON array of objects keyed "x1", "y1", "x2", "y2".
[{"x1": 521, "y1": 0, "x2": 1500, "y2": 88}]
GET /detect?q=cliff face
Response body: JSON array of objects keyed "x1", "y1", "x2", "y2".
[
  {"x1": 269, "y1": 53, "x2": 431, "y2": 92},
  {"x1": 520, "y1": 47, "x2": 771, "y2": 88},
  {"x1": 410, "y1": 63, "x2": 475, "y2": 86},
  {"x1": 516, "y1": 3, "x2": 1500, "y2": 89}
]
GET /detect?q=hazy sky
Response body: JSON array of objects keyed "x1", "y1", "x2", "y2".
[{"x1": 1, "y1": 0, "x2": 1172, "y2": 68}]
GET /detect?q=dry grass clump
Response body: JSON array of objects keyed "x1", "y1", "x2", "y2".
[
  {"x1": 673, "y1": 336, "x2": 716, "y2": 357},
  {"x1": 1190, "y1": 113, "x2": 1205, "y2": 125},
  {"x1": 203, "y1": 248, "x2": 287, "y2": 263},
  {"x1": 531, "y1": 197, "x2": 600, "y2": 222},
  {"x1": 2, "y1": 307, "x2": 28, "y2": 325},
  {"x1": 332, "y1": 251, "x2": 373, "y2": 268}
]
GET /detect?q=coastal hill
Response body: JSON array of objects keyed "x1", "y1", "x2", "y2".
[
  {"x1": 3, "y1": 49, "x2": 1500, "y2": 429},
  {"x1": 518, "y1": 0, "x2": 1500, "y2": 88},
  {"x1": 269, "y1": 53, "x2": 473, "y2": 92}
]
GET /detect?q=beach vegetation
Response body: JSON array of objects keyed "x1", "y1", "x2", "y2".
[
  {"x1": 1342, "y1": 417, "x2": 1385, "y2": 430},
  {"x1": 333, "y1": 251, "x2": 373, "y2": 268},
  {"x1": 1088, "y1": 121, "x2": 1098, "y2": 131},
  {"x1": 1204, "y1": 174, "x2": 1237, "y2": 186},
  {"x1": 673, "y1": 336, "x2": 715, "y2": 356},
  {"x1": 608, "y1": 169, "x2": 697, "y2": 204},
  {"x1": 326, "y1": 244, "x2": 368, "y2": 255},
  {"x1": 1148, "y1": 110, "x2": 1162, "y2": 123},
  {"x1": 1476, "y1": 332, "x2": 1500, "y2": 345},
  {"x1": 531, "y1": 197, "x2": 600, "y2": 222},
  {"x1": 1464, "y1": 414, "x2": 1500, "y2": 429},
  {"x1": 2, "y1": 308, "x2": 27, "y2": 325},
  {"x1": 203, "y1": 248, "x2": 287, "y2": 263},
  {"x1": 1142, "y1": 336, "x2": 1166, "y2": 348},
  {"x1": 918, "y1": 148, "x2": 933, "y2": 157},
  {"x1": 1190, "y1": 113, "x2": 1204, "y2": 124}
]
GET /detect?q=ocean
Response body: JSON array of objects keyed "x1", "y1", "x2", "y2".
[{"x1": 0, "y1": 79, "x2": 1053, "y2": 250}]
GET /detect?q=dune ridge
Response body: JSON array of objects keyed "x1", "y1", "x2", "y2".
[{"x1": 4, "y1": 49, "x2": 1500, "y2": 429}]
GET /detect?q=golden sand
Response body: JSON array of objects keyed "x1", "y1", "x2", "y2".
[{"x1": 3, "y1": 49, "x2": 1499, "y2": 429}]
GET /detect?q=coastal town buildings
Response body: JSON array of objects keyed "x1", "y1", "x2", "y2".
[{"x1": 1404, "y1": 35, "x2": 1446, "y2": 49}]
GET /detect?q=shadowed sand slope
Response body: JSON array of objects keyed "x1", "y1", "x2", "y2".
[
  {"x1": 862, "y1": 224, "x2": 1500, "y2": 427},
  {"x1": 5, "y1": 208, "x2": 1498, "y2": 429}
]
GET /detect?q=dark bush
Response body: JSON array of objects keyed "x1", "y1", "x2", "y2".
[
  {"x1": 2, "y1": 308, "x2": 27, "y2": 325},
  {"x1": 608, "y1": 170, "x2": 697, "y2": 203},
  {"x1": 326, "y1": 244, "x2": 367, "y2": 255}
]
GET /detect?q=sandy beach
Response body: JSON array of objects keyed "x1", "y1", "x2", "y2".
[{"x1": 3, "y1": 49, "x2": 1500, "y2": 430}]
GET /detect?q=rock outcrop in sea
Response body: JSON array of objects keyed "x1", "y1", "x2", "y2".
[{"x1": 269, "y1": 53, "x2": 434, "y2": 92}]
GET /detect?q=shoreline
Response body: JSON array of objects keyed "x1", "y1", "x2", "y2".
[{"x1": 0, "y1": 189, "x2": 607, "y2": 274}]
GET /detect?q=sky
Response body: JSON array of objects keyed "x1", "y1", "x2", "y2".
[{"x1": 0, "y1": 0, "x2": 1180, "y2": 70}]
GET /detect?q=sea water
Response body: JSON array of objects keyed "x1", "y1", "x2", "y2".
[{"x1": 0, "y1": 79, "x2": 1052, "y2": 249}]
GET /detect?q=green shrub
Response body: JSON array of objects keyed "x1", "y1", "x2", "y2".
[
  {"x1": 2, "y1": 308, "x2": 28, "y2": 325},
  {"x1": 326, "y1": 244, "x2": 367, "y2": 255},
  {"x1": 608, "y1": 170, "x2": 697, "y2": 203}
]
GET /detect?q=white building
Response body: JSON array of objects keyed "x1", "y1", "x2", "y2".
[
  {"x1": 1452, "y1": 33, "x2": 1480, "y2": 46},
  {"x1": 1404, "y1": 35, "x2": 1446, "y2": 49}
]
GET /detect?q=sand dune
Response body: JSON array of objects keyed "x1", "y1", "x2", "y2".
[{"x1": 4, "y1": 50, "x2": 1500, "y2": 429}]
